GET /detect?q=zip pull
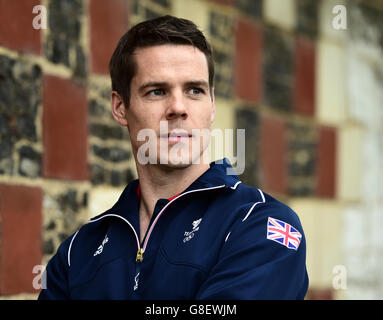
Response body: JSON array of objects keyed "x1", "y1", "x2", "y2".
[{"x1": 136, "y1": 248, "x2": 144, "y2": 262}]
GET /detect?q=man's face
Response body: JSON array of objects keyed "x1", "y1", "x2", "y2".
[{"x1": 125, "y1": 44, "x2": 215, "y2": 168}]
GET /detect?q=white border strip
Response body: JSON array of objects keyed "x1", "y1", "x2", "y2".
[
  {"x1": 142, "y1": 185, "x2": 226, "y2": 251},
  {"x1": 68, "y1": 230, "x2": 79, "y2": 267},
  {"x1": 230, "y1": 181, "x2": 242, "y2": 190},
  {"x1": 67, "y1": 214, "x2": 141, "y2": 267},
  {"x1": 241, "y1": 189, "x2": 266, "y2": 222}
]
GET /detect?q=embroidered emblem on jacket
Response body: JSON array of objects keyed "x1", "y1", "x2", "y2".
[
  {"x1": 93, "y1": 235, "x2": 109, "y2": 256},
  {"x1": 133, "y1": 272, "x2": 140, "y2": 291},
  {"x1": 183, "y1": 218, "x2": 202, "y2": 242}
]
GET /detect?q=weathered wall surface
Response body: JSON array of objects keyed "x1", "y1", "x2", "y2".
[{"x1": 0, "y1": 0, "x2": 382, "y2": 299}]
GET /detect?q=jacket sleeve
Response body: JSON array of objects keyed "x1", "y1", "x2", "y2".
[
  {"x1": 195, "y1": 201, "x2": 309, "y2": 300},
  {"x1": 38, "y1": 234, "x2": 74, "y2": 300}
]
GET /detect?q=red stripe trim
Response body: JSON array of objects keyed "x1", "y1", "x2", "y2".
[{"x1": 137, "y1": 183, "x2": 179, "y2": 201}]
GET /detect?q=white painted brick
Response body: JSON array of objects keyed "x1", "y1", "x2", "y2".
[
  {"x1": 172, "y1": 0, "x2": 210, "y2": 37},
  {"x1": 210, "y1": 99, "x2": 236, "y2": 164},
  {"x1": 88, "y1": 186, "x2": 124, "y2": 219},
  {"x1": 337, "y1": 125, "x2": 363, "y2": 202},
  {"x1": 263, "y1": 0, "x2": 296, "y2": 31},
  {"x1": 347, "y1": 51, "x2": 383, "y2": 128},
  {"x1": 316, "y1": 40, "x2": 347, "y2": 125},
  {"x1": 288, "y1": 199, "x2": 343, "y2": 289}
]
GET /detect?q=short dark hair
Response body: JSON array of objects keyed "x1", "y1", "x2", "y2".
[{"x1": 109, "y1": 15, "x2": 214, "y2": 107}]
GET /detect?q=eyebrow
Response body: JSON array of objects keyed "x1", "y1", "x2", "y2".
[
  {"x1": 138, "y1": 82, "x2": 168, "y2": 95},
  {"x1": 138, "y1": 80, "x2": 210, "y2": 94}
]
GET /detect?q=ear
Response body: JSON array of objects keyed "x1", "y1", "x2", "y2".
[
  {"x1": 111, "y1": 91, "x2": 128, "y2": 126},
  {"x1": 210, "y1": 87, "x2": 216, "y2": 123}
]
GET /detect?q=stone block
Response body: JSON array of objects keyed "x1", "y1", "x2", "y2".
[
  {"x1": 234, "y1": 18, "x2": 263, "y2": 104},
  {"x1": 235, "y1": 107, "x2": 259, "y2": 186},
  {"x1": 287, "y1": 120, "x2": 317, "y2": 196},
  {"x1": 209, "y1": 10, "x2": 234, "y2": 99},
  {"x1": 42, "y1": 75, "x2": 89, "y2": 180},
  {"x1": 18, "y1": 146, "x2": 42, "y2": 178},
  {"x1": 263, "y1": 26, "x2": 293, "y2": 111},
  {"x1": 45, "y1": 0, "x2": 87, "y2": 78},
  {"x1": 236, "y1": 0, "x2": 262, "y2": 19},
  {"x1": 42, "y1": 185, "x2": 89, "y2": 262},
  {"x1": 0, "y1": 55, "x2": 42, "y2": 176},
  {"x1": 296, "y1": 0, "x2": 319, "y2": 38},
  {"x1": 0, "y1": 0, "x2": 41, "y2": 54},
  {"x1": 348, "y1": 1, "x2": 383, "y2": 51},
  {"x1": 0, "y1": 184, "x2": 43, "y2": 295}
]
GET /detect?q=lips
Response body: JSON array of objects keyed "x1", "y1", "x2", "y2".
[{"x1": 161, "y1": 130, "x2": 192, "y2": 143}]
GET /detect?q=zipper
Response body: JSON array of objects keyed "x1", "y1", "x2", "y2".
[
  {"x1": 140, "y1": 185, "x2": 226, "y2": 258},
  {"x1": 87, "y1": 185, "x2": 226, "y2": 291}
]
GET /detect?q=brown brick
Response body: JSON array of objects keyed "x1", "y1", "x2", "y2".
[
  {"x1": 234, "y1": 19, "x2": 263, "y2": 103},
  {"x1": 316, "y1": 126, "x2": 337, "y2": 198},
  {"x1": 0, "y1": 0, "x2": 41, "y2": 54},
  {"x1": 293, "y1": 36, "x2": 316, "y2": 116},
  {"x1": 0, "y1": 184, "x2": 42, "y2": 295},
  {"x1": 42, "y1": 76, "x2": 89, "y2": 180},
  {"x1": 306, "y1": 288, "x2": 334, "y2": 300},
  {"x1": 89, "y1": 0, "x2": 129, "y2": 74},
  {"x1": 260, "y1": 115, "x2": 288, "y2": 194}
]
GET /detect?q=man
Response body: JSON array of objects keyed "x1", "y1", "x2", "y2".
[{"x1": 39, "y1": 15, "x2": 308, "y2": 300}]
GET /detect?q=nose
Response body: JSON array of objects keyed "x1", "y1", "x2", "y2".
[{"x1": 165, "y1": 91, "x2": 188, "y2": 121}]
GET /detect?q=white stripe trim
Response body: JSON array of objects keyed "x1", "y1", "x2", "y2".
[
  {"x1": 241, "y1": 189, "x2": 266, "y2": 222},
  {"x1": 224, "y1": 231, "x2": 231, "y2": 242},
  {"x1": 67, "y1": 214, "x2": 141, "y2": 268},
  {"x1": 230, "y1": 181, "x2": 242, "y2": 190},
  {"x1": 258, "y1": 188, "x2": 265, "y2": 203},
  {"x1": 89, "y1": 214, "x2": 140, "y2": 249},
  {"x1": 67, "y1": 230, "x2": 79, "y2": 267},
  {"x1": 67, "y1": 185, "x2": 227, "y2": 266},
  {"x1": 142, "y1": 184, "x2": 226, "y2": 251}
]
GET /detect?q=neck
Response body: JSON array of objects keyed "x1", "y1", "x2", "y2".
[
  {"x1": 136, "y1": 162, "x2": 210, "y2": 220},
  {"x1": 135, "y1": 161, "x2": 210, "y2": 243}
]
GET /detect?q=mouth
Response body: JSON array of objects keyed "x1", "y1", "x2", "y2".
[{"x1": 160, "y1": 130, "x2": 192, "y2": 143}]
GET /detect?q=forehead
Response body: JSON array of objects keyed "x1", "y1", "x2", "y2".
[{"x1": 132, "y1": 44, "x2": 209, "y2": 83}]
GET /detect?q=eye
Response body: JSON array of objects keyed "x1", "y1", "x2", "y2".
[
  {"x1": 147, "y1": 89, "x2": 165, "y2": 97},
  {"x1": 187, "y1": 87, "x2": 204, "y2": 95}
]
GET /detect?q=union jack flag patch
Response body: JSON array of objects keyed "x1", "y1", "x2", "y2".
[{"x1": 267, "y1": 217, "x2": 302, "y2": 250}]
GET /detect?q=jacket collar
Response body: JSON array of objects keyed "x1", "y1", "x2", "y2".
[
  {"x1": 104, "y1": 158, "x2": 240, "y2": 221},
  {"x1": 183, "y1": 158, "x2": 240, "y2": 191}
]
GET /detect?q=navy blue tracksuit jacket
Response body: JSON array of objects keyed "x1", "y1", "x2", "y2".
[{"x1": 39, "y1": 159, "x2": 309, "y2": 299}]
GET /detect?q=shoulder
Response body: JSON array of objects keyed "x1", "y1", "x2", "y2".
[{"x1": 232, "y1": 183, "x2": 303, "y2": 233}]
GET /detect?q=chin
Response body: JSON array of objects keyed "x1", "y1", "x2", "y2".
[{"x1": 157, "y1": 150, "x2": 206, "y2": 169}]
